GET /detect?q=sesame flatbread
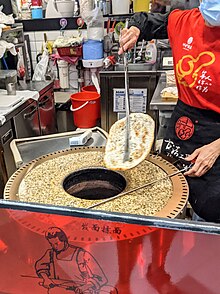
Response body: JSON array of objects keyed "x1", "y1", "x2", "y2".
[{"x1": 104, "y1": 113, "x2": 155, "y2": 170}]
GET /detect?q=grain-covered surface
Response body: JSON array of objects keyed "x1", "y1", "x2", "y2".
[{"x1": 18, "y1": 150, "x2": 173, "y2": 216}]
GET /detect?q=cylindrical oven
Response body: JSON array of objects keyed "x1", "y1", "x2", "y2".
[
  {"x1": 3, "y1": 147, "x2": 189, "y2": 293},
  {"x1": 4, "y1": 146, "x2": 188, "y2": 219}
]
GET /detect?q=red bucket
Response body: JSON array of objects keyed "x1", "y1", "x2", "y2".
[
  {"x1": 70, "y1": 92, "x2": 101, "y2": 128},
  {"x1": 82, "y1": 85, "x2": 97, "y2": 92}
]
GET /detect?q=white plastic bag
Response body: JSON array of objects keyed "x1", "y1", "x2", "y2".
[
  {"x1": 0, "y1": 5, "x2": 15, "y2": 24},
  {"x1": 0, "y1": 40, "x2": 16, "y2": 58},
  {"x1": 82, "y1": 6, "x2": 104, "y2": 41},
  {"x1": 79, "y1": 0, "x2": 93, "y2": 21},
  {"x1": 32, "y1": 48, "x2": 49, "y2": 81},
  {"x1": 17, "y1": 51, "x2": 26, "y2": 79}
]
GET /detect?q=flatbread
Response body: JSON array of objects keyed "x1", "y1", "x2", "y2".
[
  {"x1": 161, "y1": 86, "x2": 178, "y2": 101},
  {"x1": 104, "y1": 113, "x2": 155, "y2": 170}
]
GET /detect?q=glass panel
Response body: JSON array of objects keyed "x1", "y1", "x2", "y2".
[{"x1": 0, "y1": 206, "x2": 219, "y2": 294}]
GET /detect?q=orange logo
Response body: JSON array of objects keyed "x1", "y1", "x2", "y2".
[{"x1": 176, "y1": 52, "x2": 215, "y2": 88}]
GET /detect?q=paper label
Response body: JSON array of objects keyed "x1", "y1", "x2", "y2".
[{"x1": 113, "y1": 88, "x2": 148, "y2": 113}]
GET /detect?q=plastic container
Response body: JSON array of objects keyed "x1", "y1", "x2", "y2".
[
  {"x1": 57, "y1": 60, "x2": 69, "y2": 89},
  {"x1": 112, "y1": 0, "x2": 130, "y2": 14},
  {"x1": 82, "y1": 85, "x2": 97, "y2": 92},
  {"x1": 103, "y1": 0, "x2": 111, "y2": 15},
  {"x1": 83, "y1": 40, "x2": 104, "y2": 60},
  {"x1": 31, "y1": 0, "x2": 42, "y2": 6},
  {"x1": 145, "y1": 40, "x2": 157, "y2": 64},
  {"x1": 133, "y1": 0, "x2": 150, "y2": 12},
  {"x1": 21, "y1": 9, "x2": 32, "y2": 19},
  {"x1": 6, "y1": 83, "x2": 16, "y2": 95},
  {"x1": 70, "y1": 91, "x2": 101, "y2": 128},
  {"x1": 55, "y1": 0, "x2": 74, "y2": 17},
  {"x1": 31, "y1": 6, "x2": 43, "y2": 19}
]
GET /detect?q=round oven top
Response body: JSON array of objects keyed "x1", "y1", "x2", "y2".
[{"x1": 4, "y1": 147, "x2": 188, "y2": 219}]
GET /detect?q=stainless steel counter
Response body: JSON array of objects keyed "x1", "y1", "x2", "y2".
[
  {"x1": 149, "y1": 75, "x2": 178, "y2": 142},
  {"x1": 0, "y1": 81, "x2": 53, "y2": 124},
  {"x1": 10, "y1": 127, "x2": 108, "y2": 167},
  {"x1": 17, "y1": 80, "x2": 53, "y2": 96}
]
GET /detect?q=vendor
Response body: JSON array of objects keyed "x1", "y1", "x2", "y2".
[{"x1": 119, "y1": 0, "x2": 220, "y2": 223}]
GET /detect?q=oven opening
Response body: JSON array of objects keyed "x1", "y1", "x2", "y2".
[{"x1": 63, "y1": 168, "x2": 126, "y2": 200}]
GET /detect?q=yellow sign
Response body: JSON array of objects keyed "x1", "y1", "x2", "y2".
[{"x1": 133, "y1": 0, "x2": 150, "y2": 12}]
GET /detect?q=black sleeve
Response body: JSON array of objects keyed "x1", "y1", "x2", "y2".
[{"x1": 128, "y1": 12, "x2": 170, "y2": 41}]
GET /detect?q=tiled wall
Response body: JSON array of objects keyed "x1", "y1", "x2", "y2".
[{"x1": 25, "y1": 29, "x2": 91, "y2": 90}]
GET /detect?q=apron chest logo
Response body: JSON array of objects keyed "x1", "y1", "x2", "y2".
[{"x1": 175, "y1": 116, "x2": 195, "y2": 140}]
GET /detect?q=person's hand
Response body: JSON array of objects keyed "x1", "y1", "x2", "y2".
[
  {"x1": 118, "y1": 26, "x2": 140, "y2": 55},
  {"x1": 39, "y1": 277, "x2": 55, "y2": 289},
  {"x1": 184, "y1": 139, "x2": 220, "y2": 177},
  {"x1": 75, "y1": 284, "x2": 93, "y2": 294}
]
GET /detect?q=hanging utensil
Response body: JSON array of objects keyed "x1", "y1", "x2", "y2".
[{"x1": 122, "y1": 18, "x2": 130, "y2": 162}]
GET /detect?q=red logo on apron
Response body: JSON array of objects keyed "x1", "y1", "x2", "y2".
[{"x1": 175, "y1": 116, "x2": 194, "y2": 140}]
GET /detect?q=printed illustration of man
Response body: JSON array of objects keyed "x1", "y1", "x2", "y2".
[{"x1": 35, "y1": 227, "x2": 118, "y2": 294}]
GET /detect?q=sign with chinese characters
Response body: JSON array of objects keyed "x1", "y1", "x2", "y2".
[
  {"x1": 0, "y1": 203, "x2": 220, "y2": 294},
  {"x1": 113, "y1": 88, "x2": 147, "y2": 113}
]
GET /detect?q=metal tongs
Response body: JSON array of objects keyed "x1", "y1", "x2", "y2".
[
  {"x1": 87, "y1": 164, "x2": 192, "y2": 210},
  {"x1": 122, "y1": 19, "x2": 130, "y2": 162}
]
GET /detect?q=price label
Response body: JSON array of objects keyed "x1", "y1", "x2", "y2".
[{"x1": 162, "y1": 57, "x2": 174, "y2": 67}]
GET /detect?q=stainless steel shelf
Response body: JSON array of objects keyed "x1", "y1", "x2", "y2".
[{"x1": 150, "y1": 75, "x2": 177, "y2": 111}]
